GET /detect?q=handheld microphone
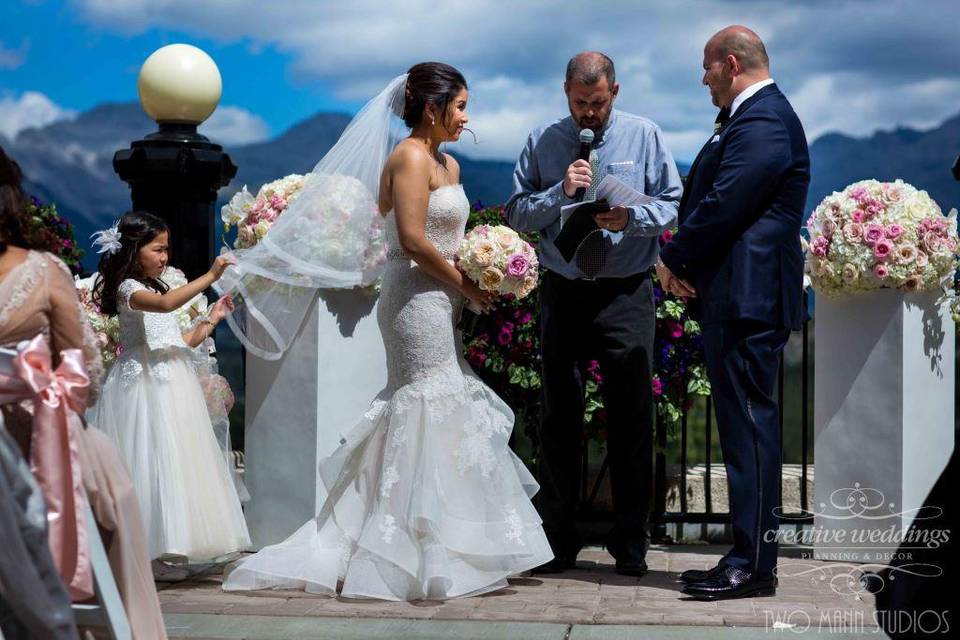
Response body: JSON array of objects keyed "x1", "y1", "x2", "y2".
[{"x1": 574, "y1": 128, "x2": 595, "y2": 202}]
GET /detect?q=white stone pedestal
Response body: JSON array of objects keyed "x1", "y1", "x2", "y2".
[
  {"x1": 813, "y1": 290, "x2": 954, "y2": 561},
  {"x1": 242, "y1": 289, "x2": 386, "y2": 549}
]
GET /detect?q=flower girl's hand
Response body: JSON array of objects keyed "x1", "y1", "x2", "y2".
[
  {"x1": 462, "y1": 279, "x2": 496, "y2": 313},
  {"x1": 208, "y1": 295, "x2": 235, "y2": 324},
  {"x1": 208, "y1": 254, "x2": 236, "y2": 280}
]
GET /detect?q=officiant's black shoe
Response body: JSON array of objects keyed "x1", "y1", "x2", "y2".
[
  {"x1": 530, "y1": 555, "x2": 577, "y2": 574},
  {"x1": 680, "y1": 563, "x2": 727, "y2": 584},
  {"x1": 681, "y1": 566, "x2": 777, "y2": 601},
  {"x1": 608, "y1": 539, "x2": 649, "y2": 577}
]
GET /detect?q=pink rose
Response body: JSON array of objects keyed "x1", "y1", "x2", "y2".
[
  {"x1": 851, "y1": 210, "x2": 865, "y2": 223},
  {"x1": 821, "y1": 219, "x2": 837, "y2": 238},
  {"x1": 843, "y1": 223, "x2": 863, "y2": 241},
  {"x1": 873, "y1": 239, "x2": 894, "y2": 260},
  {"x1": 885, "y1": 224, "x2": 904, "y2": 240},
  {"x1": 849, "y1": 186, "x2": 868, "y2": 202},
  {"x1": 652, "y1": 377, "x2": 663, "y2": 397},
  {"x1": 945, "y1": 237, "x2": 957, "y2": 252},
  {"x1": 667, "y1": 320, "x2": 683, "y2": 338},
  {"x1": 506, "y1": 253, "x2": 530, "y2": 278},
  {"x1": 863, "y1": 224, "x2": 885, "y2": 245},
  {"x1": 903, "y1": 275, "x2": 923, "y2": 292},
  {"x1": 811, "y1": 235, "x2": 830, "y2": 258},
  {"x1": 872, "y1": 263, "x2": 889, "y2": 279},
  {"x1": 921, "y1": 232, "x2": 942, "y2": 253},
  {"x1": 881, "y1": 183, "x2": 902, "y2": 203},
  {"x1": 915, "y1": 251, "x2": 929, "y2": 268}
]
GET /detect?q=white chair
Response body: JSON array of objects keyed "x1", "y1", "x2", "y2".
[{"x1": 0, "y1": 345, "x2": 131, "y2": 640}]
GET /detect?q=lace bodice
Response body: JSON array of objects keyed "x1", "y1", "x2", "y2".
[
  {"x1": 0, "y1": 250, "x2": 104, "y2": 403},
  {"x1": 117, "y1": 280, "x2": 187, "y2": 352},
  {"x1": 385, "y1": 184, "x2": 470, "y2": 260}
]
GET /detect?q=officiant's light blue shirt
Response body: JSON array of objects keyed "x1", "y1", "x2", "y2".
[{"x1": 505, "y1": 109, "x2": 681, "y2": 279}]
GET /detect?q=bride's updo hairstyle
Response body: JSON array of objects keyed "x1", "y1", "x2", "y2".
[{"x1": 402, "y1": 62, "x2": 468, "y2": 129}]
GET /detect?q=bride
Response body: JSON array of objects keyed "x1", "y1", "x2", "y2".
[{"x1": 220, "y1": 62, "x2": 553, "y2": 600}]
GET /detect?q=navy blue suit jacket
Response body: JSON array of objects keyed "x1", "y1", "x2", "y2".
[{"x1": 660, "y1": 84, "x2": 810, "y2": 330}]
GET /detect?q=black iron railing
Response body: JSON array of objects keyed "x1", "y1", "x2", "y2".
[{"x1": 578, "y1": 307, "x2": 815, "y2": 539}]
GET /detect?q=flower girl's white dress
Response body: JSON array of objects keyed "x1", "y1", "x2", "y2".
[
  {"x1": 91, "y1": 279, "x2": 250, "y2": 561},
  {"x1": 223, "y1": 184, "x2": 552, "y2": 600}
]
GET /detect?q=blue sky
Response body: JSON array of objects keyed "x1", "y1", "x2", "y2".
[{"x1": 3, "y1": 0, "x2": 960, "y2": 163}]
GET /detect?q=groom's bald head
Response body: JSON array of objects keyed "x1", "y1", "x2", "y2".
[{"x1": 706, "y1": 25, "x2": 769, "y2": 72}]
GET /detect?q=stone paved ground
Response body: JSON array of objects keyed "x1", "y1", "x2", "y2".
[{"x1": 158, "y1": 545, "x2": 881, "y2": 638}]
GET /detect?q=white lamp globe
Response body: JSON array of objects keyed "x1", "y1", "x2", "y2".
[{"x1": 138, "y1": 44, "x2": 222, "y2": 125}]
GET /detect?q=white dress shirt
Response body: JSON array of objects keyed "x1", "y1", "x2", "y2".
[{"x1": 730, "y1": 78, "x2": 775, "y2": 117}]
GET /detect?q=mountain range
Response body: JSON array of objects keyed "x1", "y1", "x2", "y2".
[{"x1": 4, "y1": 102, "x2": 960, "y2": 271}]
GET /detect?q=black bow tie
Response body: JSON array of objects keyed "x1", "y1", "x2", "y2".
[{"x1": 714, "y1": 107, "x2": 731, "y2": 132}]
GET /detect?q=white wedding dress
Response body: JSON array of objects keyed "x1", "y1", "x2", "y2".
[
  {"x1": 91, "y1": 279, "x2": 251, "y2": 562},
  {"x1": 223, "y1": 184, "x2": 553, "y2": 600}
]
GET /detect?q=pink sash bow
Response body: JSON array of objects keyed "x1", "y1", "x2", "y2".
[{"x1": 0, "y1": 334, "x2": 93, "y2": 600}]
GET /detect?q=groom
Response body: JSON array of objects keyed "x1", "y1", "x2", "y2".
[
  {"x1": 657, "y1": 26, "x2": 810, "y2": 600},
  {"x1": 506, "y1": 52, "x2": 681, "y2": 576}
]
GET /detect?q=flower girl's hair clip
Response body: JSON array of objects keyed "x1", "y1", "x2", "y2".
[{"x1": 91, "y1": 222, "x2": 123, "y2": 255}]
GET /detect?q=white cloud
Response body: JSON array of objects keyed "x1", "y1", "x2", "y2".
[
  {"x1": 199, "y1": 105, "x2": 271, "y2": 146},
  {"x1": 70, "y1": 0, "x2": 960, "y2": 161},
  {"x1": 0, "y1": 40, "x2": 27, "y2": 70},
  {"x1": 791, "y1": 74, "x2": 960, "y2": 142},
  {"x1": 0, "y1": 91, "x2": 77, "y2": 140}
]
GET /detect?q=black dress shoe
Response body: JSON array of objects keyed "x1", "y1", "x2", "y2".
[
  {"x1": 680, "y1": 563, "x2": 726, "y2": 584},
  {"x1": 682, "y1": 566, "x2": 777, "y2": 600},
  {"x1": 608, "y1": 539, "x2": 649, "y2": 577},
  {"x1": 530, "y1": 556, "x2": 576, "y2": 574}
]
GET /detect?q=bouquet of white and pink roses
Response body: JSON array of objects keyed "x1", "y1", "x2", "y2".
[
  {"x1": 805, "y1": 179, "x2": 959, "y2": 295},
  {"x1": 456, "y1": 224, "x2": 539, "y2": 299},
  {"x1": 221, "y1": 174, "x2": 306, "y2": 249}
]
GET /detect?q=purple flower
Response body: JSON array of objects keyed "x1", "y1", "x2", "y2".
[{"x1": 506, "y1": 254, "x2": 530, "y2": 278}]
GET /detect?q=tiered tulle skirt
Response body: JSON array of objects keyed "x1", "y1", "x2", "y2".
[
  {"x1": 223, "y1": 361, "x2": 552, "y2": 600},
  {"x1": 91, "y1": 347, "x2": 250, "y2": 562}
]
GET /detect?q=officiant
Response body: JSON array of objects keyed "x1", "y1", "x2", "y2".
[{"x1": 505, "y1": 51, "x2": 681, "y2": 576}]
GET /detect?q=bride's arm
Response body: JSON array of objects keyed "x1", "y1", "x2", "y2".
[{"x1": 391, "y1": 149, "x2": 492, "y2": 310}]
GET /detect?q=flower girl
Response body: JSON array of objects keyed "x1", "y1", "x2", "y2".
[{"x1": 89, "y1": 211, "x2": 249, "y2": 567}]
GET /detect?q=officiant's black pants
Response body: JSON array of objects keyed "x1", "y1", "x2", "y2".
[{"x1": 537, "y1": 270, "x2": 655, "y2": 559}]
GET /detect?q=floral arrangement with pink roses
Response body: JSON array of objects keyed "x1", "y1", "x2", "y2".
[
  {"x1": 220, "y1": 174, "x2": 306, "y2": 249},
  {"x1": 456, "y1": 224, "x2": 539, "y2": 299},
  {"x1": 805, "y1": 179, "x2": 958, "y2": 295}
]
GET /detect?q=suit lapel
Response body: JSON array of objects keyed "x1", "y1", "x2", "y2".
[
  {"x1": 678, "y1": 84, "x2": 781, "y2": 221},
  {"x1": 723, "y1": 83, "x2": 780, "y2": 130}
]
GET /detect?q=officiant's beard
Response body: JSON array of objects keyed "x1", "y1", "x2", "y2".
[{"x1": 573, "y1": 113, "x2": 608, "y2": 135}]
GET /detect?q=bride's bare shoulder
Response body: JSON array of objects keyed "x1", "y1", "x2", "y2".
[{"x1": 386, "y1": 140, "x2": 432, "y2": 175}]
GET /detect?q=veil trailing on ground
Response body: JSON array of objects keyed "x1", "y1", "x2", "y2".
[{"x1": 215, "y1": 74, "x2": 409, "y2": 360}]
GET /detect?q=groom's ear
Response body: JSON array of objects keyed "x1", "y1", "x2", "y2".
[{"x1": 611, "y1": 83, "x2": 620, "y2": 99}]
